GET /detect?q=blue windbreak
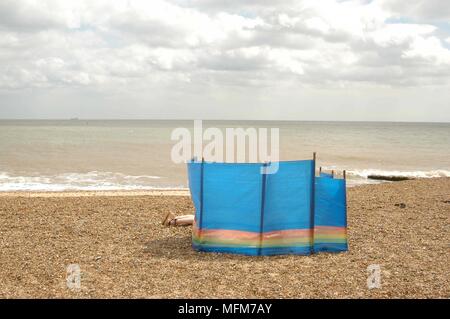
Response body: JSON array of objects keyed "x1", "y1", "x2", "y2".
[
  {"x1": 202, "y1": 162, "x2": 262, "y2": 232},
  {"x1": 264, "y1": 160, "x2": 314, "y2": 232},
  {"x1": 314, "y1": 176, "x2": 348, "y2": 252},
  {"x1": 188, "y1": 159, "x2": 347, "y2": 256}
]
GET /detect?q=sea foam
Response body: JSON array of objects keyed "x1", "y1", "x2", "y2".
[{"x1": 0, "y1": 171, "x2": 174, "y2": 191}]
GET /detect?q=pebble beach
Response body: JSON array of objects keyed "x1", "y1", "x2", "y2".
[{"x1": 0, "y1": 178, "x2": 449, "y2": 298}]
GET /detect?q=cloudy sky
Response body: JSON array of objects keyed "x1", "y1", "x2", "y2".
[{"x1": 0, "y1": 0, "x2": 449, "y2": 121}]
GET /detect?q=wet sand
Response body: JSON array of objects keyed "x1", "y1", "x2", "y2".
[{"x1": 0, "y1": 178, "x2": 449, "y2": 298}]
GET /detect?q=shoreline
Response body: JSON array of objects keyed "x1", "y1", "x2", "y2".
[{"x1": 0, "y1": 177, "x2": 445, "y2": 197}]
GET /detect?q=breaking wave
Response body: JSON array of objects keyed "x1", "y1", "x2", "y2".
[
  {"x1": 318, "y1": 167, "x2": 450, "y2": 186},
  {"x1": 0, "y1": 171, "x2": 177, "y2": 191},
  {"x1": 1, "y1": 168, "x2": 449, "y2": 191},
  {"x1": 347, "y1": 169, "x2": 450, "y2": 179}
]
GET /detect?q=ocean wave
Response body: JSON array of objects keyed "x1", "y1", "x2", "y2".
[
  {"x1": 316, "y1": 167, "x2": 450, "y2": 186},
  {"x1": 0, "y1": 171, "x2": 178, "y2": 191},
  {"x1": 1, "y1": 168, "x2": 449, "y2": 191},
  {"x1": 347, "y1": 169, "x2": 450, "y2": 179}
]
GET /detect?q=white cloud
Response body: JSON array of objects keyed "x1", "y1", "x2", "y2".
[
  {"x1": 370, "y1": 23, "x2": 436, "y2": 47},
  {"x1": 403, "y1": 36, "x2": 450, "y2": 64},
  {"x1": 380, "y1": 0, "x2": 450, "y2": 22},
  {"x1": 0, "y1": 0, "x2": 449, "y2": 120}
]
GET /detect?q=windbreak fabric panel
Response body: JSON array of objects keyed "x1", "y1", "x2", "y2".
[{"x1": 188, "y1": 160, "x2": 347, "y2": 256}]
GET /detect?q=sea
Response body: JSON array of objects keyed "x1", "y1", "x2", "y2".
[{"x1": 0, "y1": 120, "x2": 449, "y2": 191}]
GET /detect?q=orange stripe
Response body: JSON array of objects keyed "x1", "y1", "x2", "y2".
[{"x1": 193, "y1": 225, "x2": 346, "y2": 242}]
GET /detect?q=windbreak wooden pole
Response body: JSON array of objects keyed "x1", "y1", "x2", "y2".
[
  {"x1": 332, "y1": 170, "x2": 334, "y2": 178},
  {"x1": 198, "y1": 157, "x2": 205, "y2": 242},
  {"x1": 343, "y1": 170, "x2": 346, "y2": 180},
  {"x1": 313, "y1": 152, "x2": 317, "y2": 176},
  {"x1": 259, "y1": 162, "x2": 268, "y2": 256},
  {"x1": 310, "y1": 152, "x2": 316, "y2": 254}
]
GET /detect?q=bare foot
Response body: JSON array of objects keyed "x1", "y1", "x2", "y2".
[{"x1": 162, "y1": 212, "x2": 175, "y2": 226}]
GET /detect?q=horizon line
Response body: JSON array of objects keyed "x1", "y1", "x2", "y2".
[{"x1": 0, "y1": 118, "x2": 449, "y2": 124}]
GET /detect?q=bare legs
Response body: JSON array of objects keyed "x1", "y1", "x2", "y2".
[{"x1": 162, "y1": 212, "x2": 194, "y2": 226}]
